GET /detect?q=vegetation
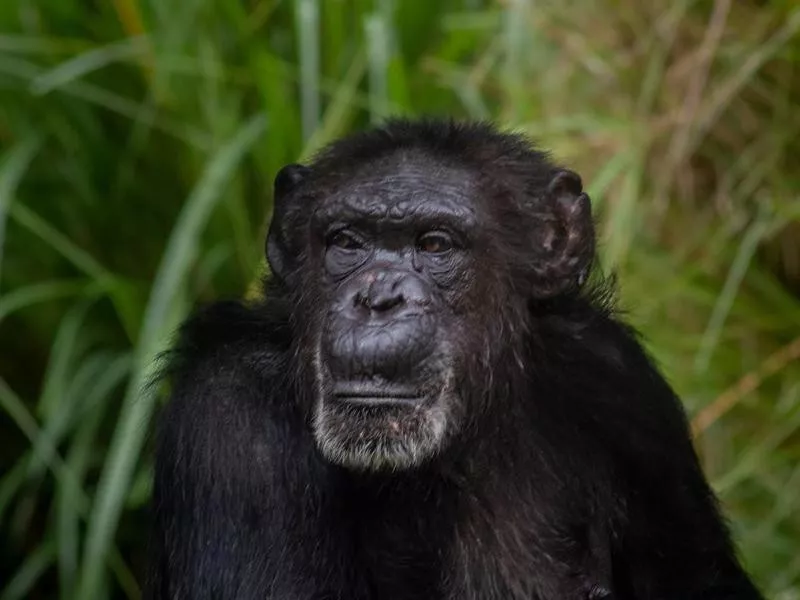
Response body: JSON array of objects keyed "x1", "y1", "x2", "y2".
[{"x1": 1, "y1": 0, "x2": 799, "y2": 597}]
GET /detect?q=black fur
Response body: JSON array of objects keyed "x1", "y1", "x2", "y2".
[{"x1": 147, "y1": 119, "x2": 763, "y2": 599}]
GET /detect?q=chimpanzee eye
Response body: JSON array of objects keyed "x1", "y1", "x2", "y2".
[
  {"x1": 417, "y1": 231, "x2": 454, "y2": 254},
  {"x1": 327, "y1": 230, "x2": 362, "y2": 250}
]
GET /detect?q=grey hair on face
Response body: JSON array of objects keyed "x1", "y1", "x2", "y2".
[{"x1": 311, "y1": 366, "x2": 456, "y2": 472}]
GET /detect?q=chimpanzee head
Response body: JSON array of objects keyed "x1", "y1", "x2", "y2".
[{"x1": 266, "y1": 120, "x2": 595, "y2": 471}]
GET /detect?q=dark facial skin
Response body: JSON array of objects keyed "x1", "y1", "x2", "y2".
[{"x1": 305, "y1": 161, "x2": 482, "y2": 470}]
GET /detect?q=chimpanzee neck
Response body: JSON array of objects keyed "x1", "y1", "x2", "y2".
[{"x1": 334, "y1": 423, "x2": 576, "y2": 599}]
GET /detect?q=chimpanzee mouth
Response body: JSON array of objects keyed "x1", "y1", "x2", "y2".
[{"x1": 332, "y1": 381, "x2": 422, "y2": 407}]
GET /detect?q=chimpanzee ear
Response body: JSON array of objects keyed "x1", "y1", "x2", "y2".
[
  {"x1": 266, "y1": 163, "x2": 312, "y2": 283},
  {"x1": 531, "y1": 168, "x2": 595, "y2": 298}
]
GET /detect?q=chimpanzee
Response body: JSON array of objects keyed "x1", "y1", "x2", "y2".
[{"x1": 147, "y1": 119, "x2": 763, "y2": 599}]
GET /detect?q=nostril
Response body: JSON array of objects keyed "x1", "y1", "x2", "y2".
[
  {"x1": 353, "y1": 290, "x2": 366, "y2": 308},
  {"x1": 369, "y1": 292, "x2": 404, "y2": 312},
  {"x1": 353, "y1": 287, "x2": 404, "y2": 312}
]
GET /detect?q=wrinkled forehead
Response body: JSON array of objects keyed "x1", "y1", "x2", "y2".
[{"x1": 312, "y1": 154, "x2": 479, "y2": 227}]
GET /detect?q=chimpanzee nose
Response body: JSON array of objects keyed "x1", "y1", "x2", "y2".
[
  {"x1": 327, "y1": 268, "x2": 436, "y2": 380},
  {"x1": 354, "y1": 270, "x2": 427, "y2": 317}
]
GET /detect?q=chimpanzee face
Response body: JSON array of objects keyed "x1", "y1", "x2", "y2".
[
  {"x1": 299, "y1": 159, "x2": 485, "y2": 471},
  {"x1": 268, "y1": 145, "x2": 592, "y2": 472}
]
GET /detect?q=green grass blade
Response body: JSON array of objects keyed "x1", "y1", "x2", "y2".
[
  {"x1": 35, "y1": 299, "x2": 94, "y2": 419},
  {"x1": 30, "y1": 37, "x2": 149, "y2": 94},
  {"x1": 1, "y1": 541, "x2": 56, "y2": 600},
  {"x1": 295, "y1": 0, "x2": 321, "y2": 142},
  {"x1": 0, "y1": 460, "x2": 26, "y2": 527},
  {"x1": 365, "y1": 12, "x2": 390, "y2": 124},
  {"x1": 693, "y1": 212, "x2": 774, "y2": 373},
  {"x1": 300, "y1": 51, "x2": 367, "y2": 161},
  {"x1": 0, "y1": 280, "x2": 95, "y2": 325},
  {"x1": 0, "y1": 376, "x2": 140, "y2": 599},
  {"x1": 58, "y1": 353, "x2": 131, "y2": 599},
  {"x1": 0, "y1": 135, "x2": 41, "y2": 286},
  {"x1": 9, "y1": 203, "x2": 110, "y2": 281},
  {"x1": 601, "y1": 160, "x2": 644, "y2": 270}
]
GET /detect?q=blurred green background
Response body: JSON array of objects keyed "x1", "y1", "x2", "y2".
[{"x1": 1, "y1": 0, "x2": 799, "y2": 598}]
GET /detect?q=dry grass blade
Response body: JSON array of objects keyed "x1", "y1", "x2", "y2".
[{"x1": 692, "y1": 336, "x2": 800, "y2": 435}]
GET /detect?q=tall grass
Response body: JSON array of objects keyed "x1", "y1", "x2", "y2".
[{"x1": 1, "y1": 1, "x2": 799, "y2": 598}]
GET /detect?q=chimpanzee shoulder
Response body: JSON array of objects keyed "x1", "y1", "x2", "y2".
[{"x1": 163, "y1": 289, "x2": 290, "y2": 373}]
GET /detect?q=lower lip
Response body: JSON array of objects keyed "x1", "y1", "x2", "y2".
[{"x1": 333, "y1": 391, "x2": 422, "y2": 408}]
